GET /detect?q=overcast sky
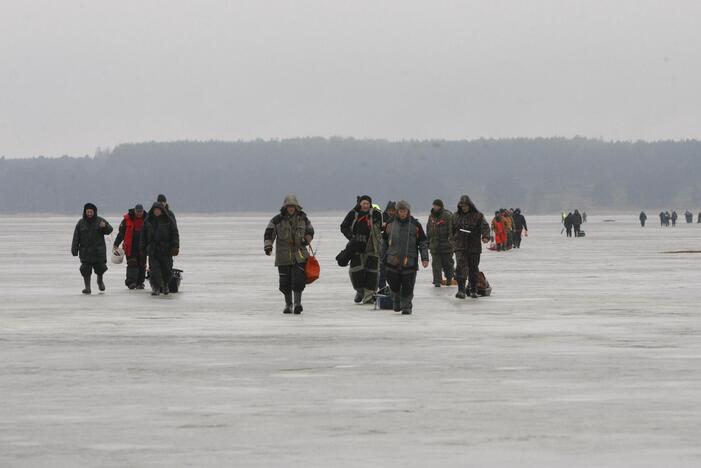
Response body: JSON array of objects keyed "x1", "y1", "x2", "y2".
[{"x1": 1, "y1": 0, "x2": 700, "y2": 157}]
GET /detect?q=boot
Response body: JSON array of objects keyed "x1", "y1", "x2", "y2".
[
  {"x1": 96, "y1": 274, "x2": 105, "y2": 292},
  {"x1": 400, "y1": 294, "x2": 413, "y2": 315},
  {"x1": 82, "y1": 276, "x2": 91, "y2": 295},
  {"x1": 293, "y1": 291, "x2": 303, "y2": 314},
  {"x1": 283, "y1": 292, "x2": 293, "y2": 314},
  {"x1": 455, "y1": 282, "x2": 466, "y2": 299},
  {"x1": 128, "y1": 283, "x2": 137, "y2": 290},
  {"x1": 136, "y1": 283, "x2": 145, "y2": 290},
  {"x1": 392, "y1": 293, "x2": 401, "y2": 312},
  {"x1": 470, "y1": 288, "x2": 478, "y2": 299},
  {"x1": 354, "y1": 289, "x2": 363, "y2": 304},
  {"x1": 151, "y1": 282, "x2": 160, "y2": 296},
  {"x1": 163, "y1": 283, "x2": 170, "y2": 296},
  {"x1": 361, "y1": 289, "x2": 375, "y2": 304}
]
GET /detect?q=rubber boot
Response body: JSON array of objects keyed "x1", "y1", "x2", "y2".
[
  {"x1": 470, "y1": 288, "x2": 478, "y2": 299},
  {"x1": 400, "y1": 294, "x2": 413, "y2": 315},
  {"x1": 293, "y1": 291, "x2": 303, "y2": 314},
  {"x1": 283, "y1": 292, "x2": 293, "y2": 314},
  {"x1": 163, "y1": 283, "x2": 170, "y2": 296},
  {"x1": 82, "y1": 276, "x2": 91, "y2": 295},
  {"x1": 392, "y1": 293, "x2": 401, "y2": 312},
  {"x1": 455, "y1": 282, "x2": 466, "y2": 299},
  {"x1": 354, "y1": 289, "x2": 363, "y2": 304},
  {"x1": 97, "y1": 274, "x2": 105, "y2": 292},
  {"x1": 151, "y1": 282, "x2": 160, "y2": 296}
]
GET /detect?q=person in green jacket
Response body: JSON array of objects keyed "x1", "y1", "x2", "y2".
[
  {"x1": 426, "y1": 199, "x2": 454, "y2": 287},
  {"x1": 264, "y1": 194, "x2": 314, "y2": 314}
]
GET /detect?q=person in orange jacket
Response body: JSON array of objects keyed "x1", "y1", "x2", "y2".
[{"x1": 492, "y1": 212, "x2": 507, "y2": 251}]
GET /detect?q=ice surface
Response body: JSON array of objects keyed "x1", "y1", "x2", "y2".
[{"x1": 1, "y1": 214, "x2": 700, "y2": 467}]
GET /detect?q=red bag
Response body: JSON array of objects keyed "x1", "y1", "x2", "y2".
[{"x1": 305, "y1": 246, "x2": 320, "y2": 284}]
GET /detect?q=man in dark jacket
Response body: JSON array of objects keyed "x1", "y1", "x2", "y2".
[
  {"x1": 382, "y1": 201, "x2": 397, "y2": 226},
  {"x1": 512, "y1": 208, "x2": 528, "y2": 248},
  {"x1": 341, "y1": 195, "x2": 383, "y2": 304},
  {"x1": 383, "y1": 200, "x2": 429, "y2": 314},
  {"x1": 671, "y1": 210, "x2": 678, "y2": 227},
  {"x1": 452, "y1": 195, "x2": 490, "y2": 299},
  {"x1": 640, "y1": 211, "x2": 647, "y2": 227},
  {"x1": 71, "y1": 203, "x2": 113, "y2": 294},
  {"x1": 573, "y1": 210, "x2": 583, "y2": 237},
  {"x1": 426, "y1": 199, "x2": 454, "y2": 287},
  {"x1": 140, "y1": 202, "x2": 180, "y2": 296},
  {"x1": 264, "y1": 194, "x2": 314, "y2": 314},
  {"x1": 114, "y1": 204, "x2": 146, "y2": 289},
  {"x1": 156, "y1": 194, "x2": 177, "y2": 225},
  {"x1": 564, "y1": 212, "x2": 574, "y2": 237}
]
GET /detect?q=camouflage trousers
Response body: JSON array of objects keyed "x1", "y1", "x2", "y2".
[{"x1": 454, "y1": 251, "x2": 480, "y2": 292}]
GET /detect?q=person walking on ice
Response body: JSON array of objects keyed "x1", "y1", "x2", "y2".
[
  {"x1": 71, "y1": 203, "x2": 113, "y2": 294},
  {"x1": 264, "y1": 195, "x2": 314, "y2": 314}
]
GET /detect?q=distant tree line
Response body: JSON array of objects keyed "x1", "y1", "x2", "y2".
[{"x1": 1, "y1": 137, "x2": 700, "y2": 214}]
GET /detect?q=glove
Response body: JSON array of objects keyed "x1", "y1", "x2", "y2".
[
  {"x1": 265, "y1": 245, "x2": 273, "y2": 256},
  {"x1": 303, "y1": 234, "x2": 313, "y2": 246},
  {"x1": 170, "y1": 247, "x2": 179, "y2": 256}
]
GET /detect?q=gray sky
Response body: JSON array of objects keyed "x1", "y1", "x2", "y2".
[{"x1": 1, "y1": 0, "x2": 700, "y2": 157}]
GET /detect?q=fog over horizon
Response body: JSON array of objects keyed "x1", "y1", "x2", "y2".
[{"x1": 2, "y1": 0, "x2": 701, "y2": 158}]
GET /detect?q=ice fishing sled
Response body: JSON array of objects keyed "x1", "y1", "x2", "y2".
[
  {"x1": 576, "y1": 231, "x2": 586, "y2": 238},
  {"x1": 374, "y1": 285, "x2": 394, "y2": 310}
]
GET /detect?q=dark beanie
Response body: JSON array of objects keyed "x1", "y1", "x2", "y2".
[
  {"x1": 358, "y1": 195, "x2": 372, "y2": 204},
  {"x1": 157, "y1": 194, "x2": 167, "y2": 203},
  {"x1": 135, "y1": 204, "x2": 144, "y2": 211},
  {"x1": 432, "y1": 199, "x2": 444, "y2": 208}
]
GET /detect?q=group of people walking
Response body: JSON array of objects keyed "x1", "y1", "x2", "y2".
[
  {"x1": 640, "y1": 210, "x2": 701, "y2": 227},
  {"x1": 71, "y1": 194, "x2": 179, "y2": 296},
  {"x1": 562, "y1": 210, "x2": 585, "y2": 237},
  {"x1": 490, "y1": 208, "x2": 528, "y2": 251},
  {"x1": 264, "y1": 194, "x2": 494, "y2": 316}
]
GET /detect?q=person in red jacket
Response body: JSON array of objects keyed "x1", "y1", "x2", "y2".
[
  {"x1": 114, "y1": 204, "x2": 147, "y2": 289},
  {"x1": 492, "y1": 212, "x2": 507, "y2": 251}
]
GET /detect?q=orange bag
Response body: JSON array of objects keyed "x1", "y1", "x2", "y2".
[{"x1": 305, "y1": 246, "x2": 320, "y2": 284}]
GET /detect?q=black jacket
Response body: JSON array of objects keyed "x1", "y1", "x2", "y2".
[
  {"x1": 452, "y1": 197, "x2": 490, "y2": 254},
  {"x1": 140, "y1": 203, "x2": 180, "y2": 257},
  {"x1": 71, "y1": 203, "x2": 113, "y2": 263}
]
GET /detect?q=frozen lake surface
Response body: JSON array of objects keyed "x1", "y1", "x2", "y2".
[{"x1": 1, "y1": 214, "x2": 700, "y2": 467}]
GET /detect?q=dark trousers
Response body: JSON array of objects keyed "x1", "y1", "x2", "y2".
[
  {"x1": 455, "y1": 251, "x2": 480, "y2": 292},
  {"x1": 349, "y1": 253, "x2": 379, "y2": 291},
  {"x1": 574, "y1": 225, "x2": 581, "y2": 237},
  {"x1": 125, "y1": 256, "x2": 146, "y2": 286},
  {"x1": 149, "y1": 254, "x2": 173, "y2": 290},
  {"x1": 386, "y1": 268, "x2": 416, "y2": 311},
  {"x1": 278, "y1": 263, "x2": 307, "y2": 295},
  {"x1": 514, "y1": 230, "x2": 523, "y2": 248},
  {"x1": 80, "y1": 262, "x2": 107, "y2": 278},
  {"x1": 431, "y1": 251, "x2": 454, "y2": 285},
  {"x1": 566, "y1": 227, "x2": 572, "y2": 237}
]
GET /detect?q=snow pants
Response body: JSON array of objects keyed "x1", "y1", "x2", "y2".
[
  {"x1": 278, "y1": 263, "x2": 307, "y2": 295},
  {"x1": 430, "y1": 251, "x2": 454, "y2": 285},
  {"x1": 149, "y1": 254, "x2": 173, "y2": 291},
  {"x1": 455, "y1": 251, "x2": 480, "y2": 292},
  {"x1": 386, "y1": 268, "x2": 416, "y2": 312},
  {"x1": 80, "y1": 262, "x2": 107, "y2": 278}
]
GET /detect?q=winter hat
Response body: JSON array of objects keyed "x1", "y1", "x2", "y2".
[
  {"x1": 396, "y1": 200, "x2": 411, "y2": 212},
  {"x1": 157, "y1": 194, "x2": 167, "y2": 203},
  {"x1": 432, "y1": 199, "x2": 444, "y2": 209},
  {"x1": 83, "y1": 202, "x2": 97, "y2": 217},
  {"x1": 357, "y1": 195, "x2": 372, "y2": 205},
  {"x1": 385, "y1": 201, "x2": 396, "y2": 211},
  {"x1": 282, "y1": 194, "x2": 301, "y2": 209},
  {"x1": 134, "y1": 204, "x2": 144, "y2": 211}
]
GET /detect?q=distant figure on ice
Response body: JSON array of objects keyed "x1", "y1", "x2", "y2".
[
  {"x1": 341, "y1": 195, "x2": 382, "y2": 304},
  {"x1": 383, "y1": 201, "x2": 429, "y2": 314},
  {"x1": 512, "y1": 208, "x2": 528, "y2": 248},
  {"x1": 665, "y1": 211, "x2": 671, "y2": 226},
  {"x1": 659, "y1": 211, "x2": 666, "y2": 227},
  {"x1": 491, "y1": 211, "x2": 507, "y2": 251},
  {"x1": 685, "y1": 211, "x2": 693, "y2": 224},
  {"x1": 141, "y1": 202, "x2": 179, "y2": 296},
  {"x1": 639, "y1": 211, "x2": 647, "y2": 227},
  {"x1": 573, "y1": 210, "x2": 583, "y2": 237},
  {"x1": 502, "y1": 209, "x2": 514, "y2": 248},
  {"x1": 671, "y1": 211, "x2": 678, "y2": 227},
  {"x1": 452, "y1": 195, "x2": 490, "y2": 299},
  {"x1": 264, "y1": 195, "x2": 313, "y2": 314},
  {"x1": 698, "y1": 212, "x2": 701, "y2": 224},
  {"x1": 564, "y1": 212, "x2": 574, "y2": 237},
  {"x1": 426, "y1": 199, "x2": 454, "y2": 287},
  {"x1": 71, "y1": 203, "x2": 113, "y2": 294},
  {"x1": 114, "y1": 204, "x2": 146, "y2": 289},
  {"x1": 156, "y1": 194, "x2": 177, "y2": 225},
  {"x1": 582, "y1": 212, "x2": 588, "y2": 223}
]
